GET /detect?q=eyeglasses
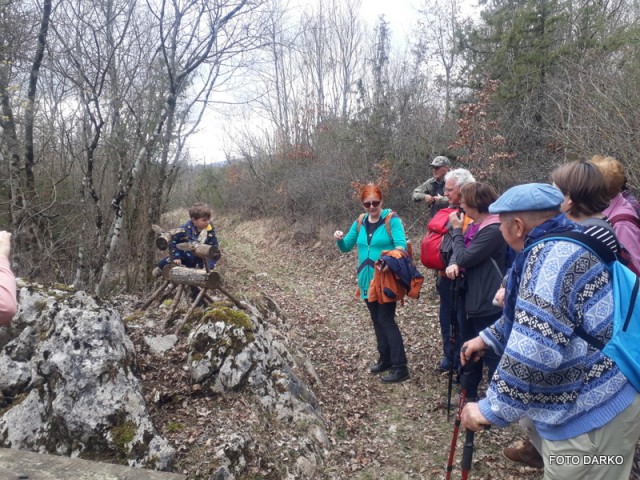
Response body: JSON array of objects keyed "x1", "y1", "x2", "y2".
[{"x1": 362, "y1": 201, "x2": 381, "y2": 208}]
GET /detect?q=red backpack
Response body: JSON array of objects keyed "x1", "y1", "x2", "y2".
[{"x1": 420, "y1": 207, "x2": 456, "y2": 270}]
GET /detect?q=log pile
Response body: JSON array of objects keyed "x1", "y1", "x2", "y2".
[{"x1": 142, "y1": 226, "x2": 244, "y2": 333}]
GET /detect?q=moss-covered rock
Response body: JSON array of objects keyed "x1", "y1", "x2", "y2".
[
  {"x1": 111, "y1": 420, "x2": 137, "y2": 454},
  {"x1": 202, "y1": 307, "x2": 254, "y2": 343}
]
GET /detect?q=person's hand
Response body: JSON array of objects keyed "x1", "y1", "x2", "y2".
[
  {"x1": 493, "y1": 286, "x2": 505, "y2": 307},
  {"x1": 334, "y1": 230, "x2": 344, "y2": 240},
  {"x1": 0, "y1": 231, "x2": 11, "y2": 258},
  {"x1": 445, "y1": 264, "x2": 459, "y2": 279},
  {"x1": 461, "y1": 402, "x2": 491, "y2": 432},
  {"x1": 460, "y1": 337, "x2": 487, "y2": 366},
  {"x1": 449, "y1": 210, "x2": 463, "y2": 229},
  {"x1": 424, "y1": 194, "x2": 433, "y2": 205},
  {"x1": 172, "y1": 259, "x2": 182, "y2": 265}
]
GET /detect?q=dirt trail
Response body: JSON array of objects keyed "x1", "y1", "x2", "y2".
[{"x1": 216, "y1": 215, "x2": 542, "y2": 480}]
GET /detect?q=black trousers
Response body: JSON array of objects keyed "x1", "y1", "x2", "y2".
[
  {"x1": 460, "y1": 312, "x2": 501, "y2": 398},
  {"x1": 365, "y1": 300, "x2": 408, "y2": 368}
]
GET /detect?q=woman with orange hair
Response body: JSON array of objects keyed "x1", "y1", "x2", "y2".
[{"x1": 334, "y1": 184, "x2": 410, "y2": 383}]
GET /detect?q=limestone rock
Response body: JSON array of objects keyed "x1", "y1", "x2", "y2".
[
  {"x1": 186, "y1": 302, "x2": 327, "y2": 475},
  {"x1": 0, "y1": 284, "x2": 176, "y2": 470},
  {"x1": 144, "y1": 334, "x2": 178, "y2": 355}
]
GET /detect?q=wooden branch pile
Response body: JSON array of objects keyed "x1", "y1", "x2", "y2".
[{"x1": 142, "y1": 225, "x2": 245, "y2": 333}]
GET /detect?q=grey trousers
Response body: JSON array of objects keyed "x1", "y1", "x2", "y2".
[{"x1": 540, "y1": 394, "x2": 640, "y2": 480}]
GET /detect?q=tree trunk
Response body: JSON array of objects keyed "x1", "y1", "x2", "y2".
[{"x1": 162, "y1": 266, "x2": 221, "y2": 290}]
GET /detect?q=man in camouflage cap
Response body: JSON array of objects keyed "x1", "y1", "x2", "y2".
[{"x1": 412, "y1": 155, "x2": 451, "y2": 217}]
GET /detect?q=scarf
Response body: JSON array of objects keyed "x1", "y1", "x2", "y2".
[{"x1": 463, "y1": 223, "x2": 480, "y2": 247}]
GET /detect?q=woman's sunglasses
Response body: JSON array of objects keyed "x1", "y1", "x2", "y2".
[{"x1": 362, "y1": 201, "x2": 381, "y2": 208}]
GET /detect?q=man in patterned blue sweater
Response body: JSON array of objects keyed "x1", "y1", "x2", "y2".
[{"x1": 460, "y1": 183, "x2": 640, "y2": 479}]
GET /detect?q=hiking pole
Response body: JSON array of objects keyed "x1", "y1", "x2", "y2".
[
  {"x1": 460, "y1": 428, "x2": 475, "y2": 480},
  {"x1": 445, "y1": 346, "x2": 475, "y2": 480},
  {"x1": 446, "y1": 276, "x2": 459, "y2": 420},
  {"x1": 460, "y1": 416, "x2": 492, "y2": 479}
]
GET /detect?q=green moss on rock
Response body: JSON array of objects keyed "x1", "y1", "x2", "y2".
[
  {"x1": 34, "y1": 300, "x2": 48, "y2": 314},
  {"x1": 123, "y1": 310, "x2": 145, "y2": 324},
  {"x1": 51, "y1": 283, "x2": 76, "y2": 292},
  {"x1": 111, "y1": 421, "x2": 137, "y2": 454},
  {"x1": 202, "y1": 307, "x2": 254, "y2": 342}
]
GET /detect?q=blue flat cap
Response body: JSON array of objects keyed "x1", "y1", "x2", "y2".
[{"x1": 489, "y1": 183, "x2": 564, "y2": 214}]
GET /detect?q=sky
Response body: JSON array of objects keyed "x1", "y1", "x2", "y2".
[{"x1": 185, "y1": 0, "x2": 476, "y2": 165}]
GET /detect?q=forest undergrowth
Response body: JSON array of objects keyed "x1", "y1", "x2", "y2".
[
  {"x1": 205, "y1": 214, "x2": 543, "y2": 480},
  {"x1": 132, "y1": 217, "x2": 542, "y2": 480}
]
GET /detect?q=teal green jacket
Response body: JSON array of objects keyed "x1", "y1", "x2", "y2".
[{"x1": 336, "y1": 209, "x2": 408, "y2": 299}]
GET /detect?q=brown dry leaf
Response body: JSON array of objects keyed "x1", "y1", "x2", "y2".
[{"x1": 123, "y1": 217, "x2": 544, "y2": 480}]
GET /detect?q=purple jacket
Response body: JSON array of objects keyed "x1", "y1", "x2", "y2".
[{"x1": 605, "y1": 193, "x2": 640, "y2": 273}]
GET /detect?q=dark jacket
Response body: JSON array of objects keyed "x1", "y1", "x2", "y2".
[
  {"x1": 449, "y1": 219, "x2": 506, "y2": 317},
  {"x1": 171, "y1": 220, "x2": 219, "y2": 269},
  {"x1": 368, "y1": 249, "x2": 424, "y2": 303}
]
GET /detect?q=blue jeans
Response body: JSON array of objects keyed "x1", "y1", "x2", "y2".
[
  {"x1": 365, "y1": 301, "x2": 407, "y2": 368},
  {"x1": 460, "y1": 312, "x2": 501, "y2": 398},
  {"x1": 437, "y1": 277, "x2": 465, "y2": 370}
]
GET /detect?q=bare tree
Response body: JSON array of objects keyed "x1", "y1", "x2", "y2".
[
  {"x1": 0, "y1": 0, "x2": 52, "y2": 275},
  {"x1": 415, "y1": 0, "x2": 465, "y2": 115},
  {"x1": 326, "y1": 0, "x2": 364, "y2": 120}
]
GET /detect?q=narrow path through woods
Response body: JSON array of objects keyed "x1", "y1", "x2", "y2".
[{"x1": 217, "y1": 216, "x2": 543, "y2": 480}]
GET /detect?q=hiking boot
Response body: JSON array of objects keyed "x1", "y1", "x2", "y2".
[
  {"x1": 381, "y1": 367, "x2": 410, "y2": 383},
  {"x1": 436, "y1": 358, "x2": 452, "y2": 372},
  {"x1": 369, "y1": 360, "x2": 392, "y2": 374},
  {"x1": 502, "y1": 438, "x2": 544, "y2": 469}
]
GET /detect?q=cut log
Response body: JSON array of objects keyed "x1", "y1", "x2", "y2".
[
  {"x1": 176, "y1": 243, "x2": 222, "y2": 261},
  {"x1": 155, "y1": 233, "x2": 172, "y2": 251},
  {"x1": 162, "y1": 265, "x2": 221, "y2": 289},
  {"x1": 153, "y1": 226, "x2": 185, "y2": 251}
]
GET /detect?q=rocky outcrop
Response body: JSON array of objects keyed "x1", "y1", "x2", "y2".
[
  {"x1": 0, "y1": 282, "x2": 175, "y2": 470},
  {"x1": 183, "y1": 300, "x2": 327, "y2": 478},
  {"x1": 0, "y1": 281, "x2": 327, "y2": 478}
]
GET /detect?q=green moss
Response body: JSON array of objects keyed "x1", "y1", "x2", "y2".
[
  {"x1": 191, "y1": 352, "x2": 205, "y2": 361},
  {"x1": 34, "y1": 300, "x2": 48, "y2": 314},
  {"x1": 111, "y1": 421, "x2": 137, "y2": 453},
  {"x1": 166, "y1": 422, "x2": 184, "y2": 433},
  {"x1": 52, "y1": 293, "x2": 73, "y2": 302},
  {"x1": 335, "y1": 429, "x2": 348, "y2": 440},
  {"x1": 38, "y1": 326, "x2": 50, "y2": 341},
  {"x1": 202, "y1": 307, "x2": 254, "y2": 342},
  {"x1": 51, "y1": 283, "x2": 75, "y2": 292},
  {"x1": 123, "y1": 311, "x2": 145, "y2": 324}
]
